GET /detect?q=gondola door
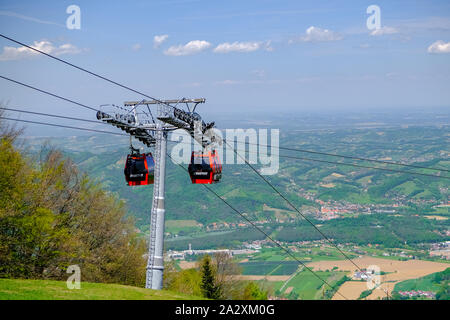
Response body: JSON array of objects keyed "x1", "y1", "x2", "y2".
[{"x1": 124, "y1": 152, "x2": 155, "y2": 186}]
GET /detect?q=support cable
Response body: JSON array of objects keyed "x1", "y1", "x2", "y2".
[
  {"x1": 166, "y1": 152, "x2": 349, "y2": 300},
  {"x1": 0, "y1": 34, "x2": 178, "y2": 110},
  {"x1": 222, "y1": 139, "x2": 392, "y2": 299},
  {"x1": 0, "y1": 34, "x2": 446, "y2": 173},
  {"x1": 1, "y1": 109, "x2": 449, "y2": 181},
  {"x1": 1, "y1": 73, "x2": 447, "y2": 175}
]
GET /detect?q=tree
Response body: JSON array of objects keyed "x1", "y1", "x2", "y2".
[
  {"x1": 163, "y1": 260, "x2": 203, "y2": 296},
  {"x1": 436, "y1": 283, "x2": 449, "y2": 300},
  {"x1": 199, "y1": 254, "x2": 222, "y2": 299},
  {"x1": 0, "y1": 138, "x2": 68, "y2": 278},
  {"x1": 0, "y1": 113, "x2": 147, "y2": 286},
  {"x1": 213, "y1": 252, "x2": 242, "y2": 299},
  {"x1": 242, "y1": 282, "x2": 268, "y2": 300}
]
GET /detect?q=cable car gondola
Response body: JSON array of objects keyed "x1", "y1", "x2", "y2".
[
  {"x1": 124, "y1": 148, "x2": 155, "y2": 186},
  {"x1": 188, "y1": 150, "x2": 222, "y2": 184}
]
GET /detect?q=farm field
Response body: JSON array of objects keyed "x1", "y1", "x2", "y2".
[
  {"x1": 395, "y1": 274, "x2": 439, "y2": 292},
  {"x1": 240, "y1": 261, "x2": 300, "y2": 275},
  {"x1": 165, "y1": 219, "x2": 203, "y2": 234},
  {"x1": 229, "y1": 275, "x2": 290, "y2": 282},
  {"x1": 176, "y1": 248, "x2": 450, "y2": 299},
  {"x1": 252, "y1": 246, "x2": 359, "y2": 263},
  {"x1": 306, "y1": 257, "x2": 450, "y2": 300},
  {"x1": 178, "y1": 261, "x2": 197, "y2": 269},
  {"x1": 393, "y1": 267, "x2": 450, "y2": 298},
  {"x1": 332, "y1": 281, "x2": 369, "y2": 300},
  {"x1": 424, "y1": 215, "x2": 448, "y2": 221},
  {"x1": 278, "y1": 270, "x2": 348, "y2": 299}
]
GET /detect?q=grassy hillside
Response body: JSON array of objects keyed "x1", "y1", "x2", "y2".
[
  {"x1": 0, "y1": 279, "x2": 204, "y2": 300},
  {"x1": 394, "y1": 268, "x2": 450, "y2": 294}
]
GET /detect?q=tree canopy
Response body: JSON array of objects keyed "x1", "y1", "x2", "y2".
[{"x1": 0, "y1": 116, "x2": 147, "y2": 286}]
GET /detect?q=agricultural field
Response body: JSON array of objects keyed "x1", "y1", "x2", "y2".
[
  {"x1": 175, "y1": 243, "x2": 449, "y2": 299},
  {"x1": 249, "y1": 246, "x2": 359, "y2": 263},
  {"x1": 393, "y1": 267, "x2": 450, "y2": 299},
  {"x1": 306, "y1": 257, "x2": 450, "y2": 300},
  {"x1": 165, "y1": 219, "x2": 203, "y2": 234},
  {"x1": 249, "y1": 248, "x2": 292, "y2": 262},
  {"x1": 270, "y1": 270, "x2": 348, "y2": 300},
  {"x1": 239, "y1": 261, "x2": 299, "y2": 276}
]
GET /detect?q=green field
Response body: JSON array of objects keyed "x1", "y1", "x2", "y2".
[
  {"x1": 0, "y1": 279, "x2": 203, "y2": 300},
  {"x1": 165, "y1": 219, "x2": 202, "y2": 234},
  {"x1": 251, "y1": 248, "x2": 290, "y2": 261},
  {"x1": 239, "y1": 261, "x2": 300, "y2": 275},
  {"x1": 430, "y1": 206, "x2": 450, "y2": 216},
  {"x1": 252, "y1": 247, "x2": 358, "y2": 264},
  {"x1": 395, "y1": 276, "x2": 439, "y2": 293},
  {"x1": 275, "y1": 270, "x2": 348, "y2": 300},
  {"x1": 394, "y1": 268, "x2": 450, "y2": 293}
]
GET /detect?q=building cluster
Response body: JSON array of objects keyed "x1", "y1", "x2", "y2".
[
  {"x1": 429, "y1": 241, "x2": 450, "y2": 260},
  {"x1": 166, "y1": 243, "x2": 259, "y2": 261},
  {"x1": 205, "y1": 220, "x2": 269, "y2": 231},
  {"x1": 433, "y1": 202, "x2": 450, "y2": 209},
  {"x1": 398, "y1": 290, "x2": 435, "y2": 299},
  {"x1": 206, "y1": 222, "x2": 245, "y2": 231},
  {"x1": 353, "y1": 269, "x2": 379, "y2": 280},
  {"x1": 313, "y1": 199, "x2": 449, "y2": 221},
  {"x1": 353, "y1": 271, "x2": 371, "y2": 280},
  {"x1": 314, "y1": 200, "x2": 399, "y2": 220},
  {"x1": 170, "y1": 198, "x2": 449, "y2": 236}
]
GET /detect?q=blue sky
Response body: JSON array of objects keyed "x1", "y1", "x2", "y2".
[{"x1": 0, "y1": 0, "x2": 449, "y2": 135}]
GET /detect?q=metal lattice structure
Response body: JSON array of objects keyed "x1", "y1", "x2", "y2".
[{"x1": 97, "y1": 98, "x2": 215, "y2": 289}]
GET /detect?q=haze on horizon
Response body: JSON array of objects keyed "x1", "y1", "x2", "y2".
[{"x1": 0, "y1": 0, "x2": 449, "y2": 137}]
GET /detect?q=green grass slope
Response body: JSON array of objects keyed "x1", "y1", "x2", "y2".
[
  {"x1": 0, "y1": 279, "x2": 204, "y2": 300},
  {"x1": 394, "y1": 268, "x2": 450, "y2": 294}
]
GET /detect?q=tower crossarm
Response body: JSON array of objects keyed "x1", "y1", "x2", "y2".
[
  {"x1": 96, "y1": 110, "x2": 156, "y2": 146},
  {"x1": 124, "y1": 98, "x2": 215, "y2": 148}
]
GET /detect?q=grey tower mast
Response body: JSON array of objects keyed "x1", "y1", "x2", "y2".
[
  {"x1": 96, "y1": 98, "x2": 215, "y2": 290},
  {"x1": 146, "y1": 123, "x2": 167, "y2": 289}
]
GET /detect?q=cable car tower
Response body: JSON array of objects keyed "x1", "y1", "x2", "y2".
[{"x1": 96, "y1": 98, "x2": 218, "y2": 289}]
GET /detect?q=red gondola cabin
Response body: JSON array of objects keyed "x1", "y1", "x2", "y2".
[
  {"x1": 188, "y1": 150, "x2": 222, "y2": 184},
  {"x1": 124, "y1": 153, "x2": 155, "y2": 186}
]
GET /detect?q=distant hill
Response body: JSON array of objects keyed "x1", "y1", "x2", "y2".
[{"x1": 23, "y1": 124, "x2": 449, "y2": 231}]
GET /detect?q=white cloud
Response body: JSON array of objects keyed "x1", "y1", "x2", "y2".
[
  {"x1": 215, "y1": 79, "x2": 241, "y2": 85},
  {"x1": 214, "y1": 79, "x2": 280, "y2": 85},
  {"x1": 385, "y1": 72, "x2": 399, "y2": 79},
  {"x1": 164, "y1": 40, "x2": 211, "y2": 56},
  {"x1": 252, "y1": 69, "x2": 265, "y2": 78},
  {"x1": 292, "y1": 26, "x2": 343, "y2": 43},
  {"x1": 0, "y1": 40, "x2": 82, "y2": 61},
  {"x1": 213, "y1": 41, "x2": 270, "y2": 53},
  {"x1": 182, "y1": 82, "x2": 202, "y2": 87},
  {"x1": 153, "y1": 34, "x2": 169, "y2": 48},
  {"x1": 132, "y1": 43, "x2": 142, "y2": 51},
  {"x1": 370, "y1": 26, "x2": 399, "y2": 36},
  {"x1": 427, "y1": 40, "x2": 450, "y2": 54}
]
